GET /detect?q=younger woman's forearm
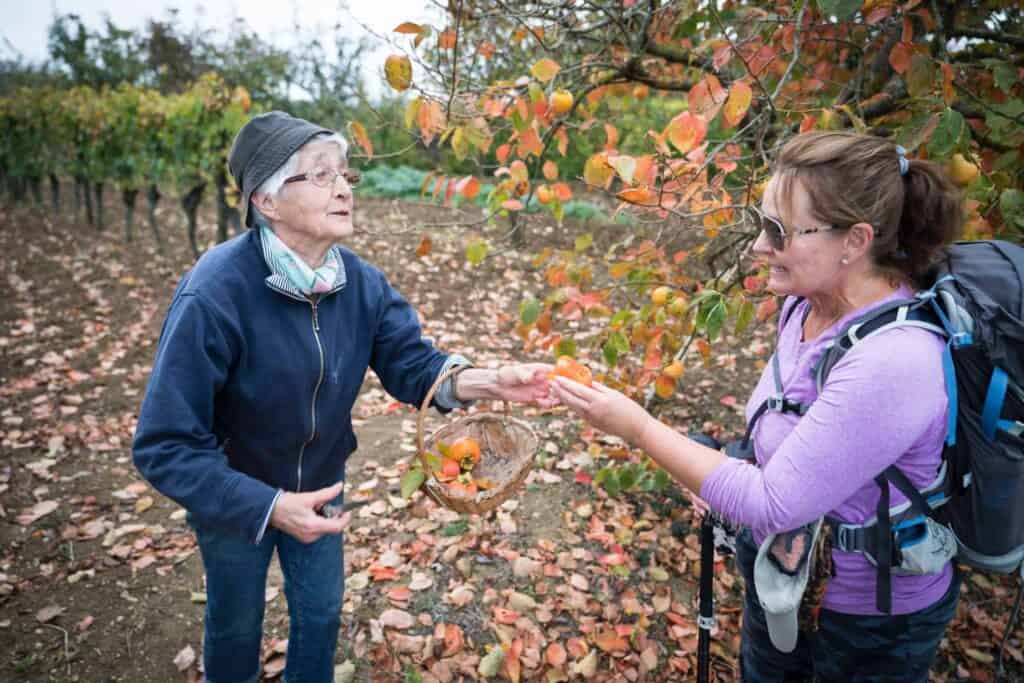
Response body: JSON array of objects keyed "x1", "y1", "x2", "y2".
[{"x1": 632, "y1": 416, "x2": 727, "y2": 493}]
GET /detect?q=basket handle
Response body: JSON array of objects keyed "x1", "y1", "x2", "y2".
[{"x1": 416, "y1": 365, "x2": 509, "y2": 473}]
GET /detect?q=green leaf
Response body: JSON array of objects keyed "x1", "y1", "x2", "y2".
[
  {"x1": 1000, "y1": 189, "x2": 1024, "y2": 231},
  {"x1": 602, "y1": 341, "x2": 619, "y2": 367},
  {"x1": 652, "y1": 468, "x2": 670, "y2": 491},
  {"x1": 927, "y1": 108, "x2": 965, "y2": 158},
  {"x1": 735, "y1": 299, "x2": 755, "y2": 335},
  {"x1": 465, "y1": 239, "x2": 489, "y2": 265},
  {"x1": 905, "y1": 54, "x2": 936, "y2": 98},
  {"x1": 705, "y1": 300, "x2": 726, "y2": 341},
  {"x1": 610, "y1": 564, "x2": 631, "y2": 578},
  {"x1": 442, "y1": 519, "x2": 469, "y2": 537},
  {"x1": 401, "y1": 468, "x2": 426, "y2": 498},
  {"x1": 600, "y1": 470, "x2": 621, "y2": 497},
  {"x1": 816, "y1": 0, "x2": 861, "y2": 20},
  {"x1": 554, "y1": 337, "x2": 577, "y2": 358},
  {"x1": 618, "y1": 466, "x2": 638, "y2": 491},
  {"x1": 994, "y1": 64, "x2": 1017, "y2": 94},
  {"x1": 519, "y1": 297, "x2": 541, "y2": 325},
  {"x1": 575, "y1": 233, "x2": 594, "y2": 252},
  {"x1": 609, "y1": 330, "x2": 630, "y2": 354}
]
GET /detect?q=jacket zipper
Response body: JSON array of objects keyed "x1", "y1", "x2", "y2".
[{"x1": 296, "y1": 297, "x2": 324, "y2": 491}]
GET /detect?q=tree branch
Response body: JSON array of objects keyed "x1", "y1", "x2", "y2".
[{"x1": 949, "y1": 27, "x2": 1024, "y2": 50}]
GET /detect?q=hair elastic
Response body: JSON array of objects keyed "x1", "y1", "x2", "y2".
[{"x1": 895, "y1": 145, "x2": 909, "y2": 176}]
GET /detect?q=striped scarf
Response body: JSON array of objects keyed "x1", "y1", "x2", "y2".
[{"x1": 260, "y1": 226, "x2": 340, "y2": 296}]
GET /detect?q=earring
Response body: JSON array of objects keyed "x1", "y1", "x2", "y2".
[{"x1": 840, "y1": 256, "x2": 850, "y2": 265}]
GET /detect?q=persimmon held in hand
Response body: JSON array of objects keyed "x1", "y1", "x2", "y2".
[
  {"x1": 549, "y1": 355, "x2": 593, "y2": 387},
  {"x1": 451, "y1": 436, "x2": 481, "y2": 471}
]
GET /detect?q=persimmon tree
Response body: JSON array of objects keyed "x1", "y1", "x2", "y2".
[{"x1": 368, "y1": 0, "x2": 1023, "y2": 405}]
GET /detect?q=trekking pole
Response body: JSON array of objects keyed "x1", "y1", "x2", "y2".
[{"x1": 697, "y1": 510, "x2": 716, "y2": 683}]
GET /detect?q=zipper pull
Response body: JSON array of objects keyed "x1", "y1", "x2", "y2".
[{"x1": 311, "y1": 301, "x2": 320, "y2": 332}]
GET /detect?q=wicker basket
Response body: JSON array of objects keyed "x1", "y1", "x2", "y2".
[{"x1": 416, "y1": 365, "x2": 539, "y2": 514}]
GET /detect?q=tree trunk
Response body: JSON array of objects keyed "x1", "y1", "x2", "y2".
[
  {"x1": 122, "y1": 188, "x2": 139, "y2": 243},
  {"x1": 181, "y1": 183, "x2": 205, "y2": 259},
  {"x1": 94, "y1": 182, "x2": 105, "y2": 231},
  {"x1": 49, "y1": 174, "x2": 60, "y2": 213},
  {"x1": 10, "y1": 175, "x2": 26, "y2": 204},
  {"x1": 147, "y1": 185, "x2": 163, "y2": 251},
  {"x1": 215, "y1": 168, "x2": 230, "y2": 244},
  {"x1": 29, "y1": 177, "x2": 43, "y2": 208},
  {"x1": 508, "y1": 211, "x2": 526, "y2": 248},
  {"x1": 72, "y1": 178, "x2": 82, "y2": 218},
  {"x1": 82, "y1": 178, "x2": 95, "y2": 226}
]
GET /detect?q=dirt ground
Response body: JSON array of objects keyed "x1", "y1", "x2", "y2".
[{"x1": 0, "y1": 191, "x2": 1021, "y2": 682}]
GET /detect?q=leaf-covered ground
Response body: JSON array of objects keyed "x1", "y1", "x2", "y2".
[{"x1": 0, "y1": 196, "x2": 1020, "y2": 682}]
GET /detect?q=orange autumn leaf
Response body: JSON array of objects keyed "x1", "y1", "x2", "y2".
[
  {"x1": 456, "y1": 175, "x2": 480, "y2": 200},
  {"x1": 664, "y1": 112, "x2": 708, "y2": 155},
  {"x1": 593, "y1": 625, "x2": 630, "y2": 653},
  {"x1": 617, "y1": 187, "x2": 658, "y2": 205},
  {"x1": 542, "y1": 159, "x2": 559, "y2": 180},
  {"x1": 387, "y1": 586, "x2": 412, "y2": 604},
  {"x1": 415, "y1": 233, "x2": 432, "y2": 258},
  {"x1": 552, "y1": 182, "x2": 572, "y2": 202},
  {"x1": 722, "y1": 81, "x2": 753, "y2": 129},
  {"x1": 438, "y1": 28, "x2": 456, "y2": 49},
  {"x1": 347, "y1": 121, "x2": 373, "y2": 159},
  {"x1": 443, "y1": 623, "x2": 464, "y2": 656},
  {"x1": 688, "y1": 74, "x2": 727, "y2": 121},
  {"x1": 546, "y1": 642, "x2": 567, "y2": 667}
]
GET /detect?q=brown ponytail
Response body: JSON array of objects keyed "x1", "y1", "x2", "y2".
[
  {"x1": 773, "y1": 131, "x2": 963, "y2": 286},
  {"x1": 880, "y1": 157, "x2": 963, "y2": 283}
]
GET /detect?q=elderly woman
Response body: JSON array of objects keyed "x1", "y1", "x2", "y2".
[
  {"x1": 133, "y1": 111, "x2": 553, "y2": 683},
  {"x1": 552, "y1": 131, "x2": 964, "y2": 682}
]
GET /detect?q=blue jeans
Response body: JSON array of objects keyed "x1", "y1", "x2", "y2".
[
  {"x1": 736, "y1": 527, "x2": 960, "y2": 683},
  {"x1": 190, "y1": 515, "x2": 344, "y2": 683}
]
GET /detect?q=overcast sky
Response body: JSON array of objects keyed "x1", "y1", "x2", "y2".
[{"x1": 3, "y1": 0, "x2": 441, "y2": 98}]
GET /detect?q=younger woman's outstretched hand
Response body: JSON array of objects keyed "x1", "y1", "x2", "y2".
[{"x1": 549, "y1": 376, "x2": 652, "y2": 445}]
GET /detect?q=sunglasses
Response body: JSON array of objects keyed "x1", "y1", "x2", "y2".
[
  {"x1": 745, "y1": 205, "x2": 840, "y2": 251},
  {"x1": 283, "y1": 165, "x2": 361, "y2": 189}
]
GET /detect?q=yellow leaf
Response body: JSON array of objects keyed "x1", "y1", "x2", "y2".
[
  {"x1": 385, "y1": 55, "x2": 413, "y2": 92},
  {"x1": 404, "y1": 97, "x2": 422, "y2": 129},
  {"x1": 607, "y1": 155, "x2": 637, "y2": 184},
  {"x1": 722, "y1": 81, "x2": 753, "y2": 129},
  {"x1": 583, "y1": 153, "x2": 614, "y2": 189},
  {"x1": 530, "y1": 58, "x2": 561, "y2": 83},
  {"x1": 347, "y1": 121, "x2": 373, "y2": 159}
]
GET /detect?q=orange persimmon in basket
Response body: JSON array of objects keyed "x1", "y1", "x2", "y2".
[
  {"x1": 549, "y1": 356, "x2": 593, "y2": 387},
  {"x1": 436, "y1": 457, "x2": 461, "y2": 483},
  {"x1": 451, "y1": 436, "x2": 481, "y2": 471}
]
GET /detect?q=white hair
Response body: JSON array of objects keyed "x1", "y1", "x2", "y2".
[{"x1": 250, "y1": 132, "x2": 348, "y2": 228}]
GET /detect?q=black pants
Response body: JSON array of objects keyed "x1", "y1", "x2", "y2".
[{"x1": 735, "y1": 527, "x2": 960, "y2": 683}]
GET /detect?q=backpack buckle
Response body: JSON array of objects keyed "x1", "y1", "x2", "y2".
[{"x1": 767, "y1": 394, "x2": 804, "y2": 414}]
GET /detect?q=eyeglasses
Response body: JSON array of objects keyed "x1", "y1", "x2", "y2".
[
  {"x1": 745, "y1": 205, "x2": 840, "y2": 251},
  {"x1": 283, "y1": 165, "x2": 361, "y2": 189}
]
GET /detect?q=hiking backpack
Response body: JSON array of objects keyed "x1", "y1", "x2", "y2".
[{"x1": 741, "y1": 240, "x2": 1024, "y2": 658}]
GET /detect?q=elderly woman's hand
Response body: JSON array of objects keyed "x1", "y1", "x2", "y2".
[
  {"x1": 270, "y1": 481, "x2": 352, "y2": 544},
  {"x1": 455, "y1": 364, "x2": 557, "y2": 407},
  {"x1": 494, "y1": 363, "x2": 558, "y2": 407},
  {"x1": 549, "y1": 376, "x2": 653, "y2": 445}
]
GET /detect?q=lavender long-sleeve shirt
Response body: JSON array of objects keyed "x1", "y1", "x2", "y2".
[{"x1": 700, "y1": 289, "x2": 953, "y2": 615}]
